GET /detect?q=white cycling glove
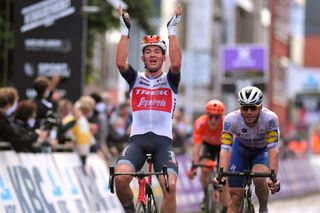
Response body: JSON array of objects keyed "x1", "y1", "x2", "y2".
[
  {"x1": 167, "y1": 14, "x2": 181, "y2": 36},
  {"x1": 120, "y1": 12, "x2": 131, "y2": 37}
]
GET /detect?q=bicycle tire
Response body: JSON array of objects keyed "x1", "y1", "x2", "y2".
[
  {"x1": 136, "y1": 202, "x2": 146, "y2": 213},
  {"x1": 205, "y1": 183, "x2": 216, "y2": 213},
  {"x1": 241, "y1": 198, "x2": 255, "y2": 213},
  {"x1": 146, "y1": 193, "x2": 158, "y2": 213}
]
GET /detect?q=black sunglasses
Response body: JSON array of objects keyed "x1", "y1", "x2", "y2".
[{"x1": 241, "y1": 105, "x2": 259, "y2": 111}]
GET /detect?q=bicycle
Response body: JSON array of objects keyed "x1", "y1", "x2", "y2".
[
  {"x1": 190, "y1": 160, "x2": 222, "y2": 213},
  {"x1": 217, "y1": 167, "x2": 278, "y2": 213},
  {"x1": 109, "y1": 154, "x2": 170, "y2": 213}
]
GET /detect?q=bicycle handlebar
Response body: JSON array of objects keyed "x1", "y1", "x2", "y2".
[
  {"x1": 108, "y1": 165, "x2": 170, "y2": 194},
  {"x1": 191, "y1": 160, "x2": 217, "y2": 170},
  {"x1": 217, "y1": 167, "x2": 278, "y2": 185}
]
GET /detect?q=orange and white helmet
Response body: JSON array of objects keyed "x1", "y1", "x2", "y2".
[
  {"x1": 205, "y1": 99, "x2": 225, "y2": 115},
  {"x1": 140, "y1": 35, "x2": 167, "y2": 54}
]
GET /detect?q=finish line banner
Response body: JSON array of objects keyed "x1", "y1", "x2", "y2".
[{"x1": 0, "y1": 151, "x2": 124, "y2": 213}]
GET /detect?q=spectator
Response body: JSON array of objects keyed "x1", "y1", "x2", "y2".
[
  {"x1": 107, "y1": 103, "x2": 131, "y2": 156},
  {"x1": 11, "y1": 100, "x2": 49, "y2": 152},
  {"x1": 72, "y1": 96, "x2": 96, "y2": 165},
  {"x1": 0, "y1": 89, "x2": 47, "y2": 152},
  {"x1": 1, "y1": 87, "x2": 19, "y2": 121},
  {"x1": 172, "y1": 107, "x2": 192, "y2": 154},
  {"x1": 56, "y1": 98, "x2": 76, "y2": 149},
  {"x1": 33, "y1": 76, "x2": 55, "y2": 128}
]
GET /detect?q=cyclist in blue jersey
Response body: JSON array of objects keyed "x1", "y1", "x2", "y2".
[
  {"x1": 218, "y1": 86, "x2": 281, "y2": 213},
  {"x1": 114, "y1": 4, "x2": 183, "y2": 213}
]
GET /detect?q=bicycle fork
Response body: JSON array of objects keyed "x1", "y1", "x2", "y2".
[{"x1": 137, "y1": 178, "x2": 147, "y2": 206}]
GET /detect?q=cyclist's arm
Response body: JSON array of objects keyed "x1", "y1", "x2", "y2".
[
  {"x1": 168, "y1": 36, "x2": 182, "y2": 74},
  {"x1": 219, "y1": 149, "x2": 231, "y2": 171},
  {"x1": 219, "y1": 115, "x2": 235, "y2": 171},
  {"x1": 116, "y1": 35, "x2": 129, "y2": 73},
  {"x1": 192, "y1": 143, "x2": 202, "y2": 164},
  {"x1": 192, "y1": 117, "x2": 204, "y2": 164},
  {"x1": 266, "y1": 114, "x2": 280, "y2": 174},
  {"x1": 268, "y1": 147, "x2": 279, "y2": 175}
]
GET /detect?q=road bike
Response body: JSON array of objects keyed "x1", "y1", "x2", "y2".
[
  {"x1": 217, "y1": 167, "x2": 277, "y2": 213},
  {"x1": 109, "y1": 154, "x2": 170, "y2": 213},
  {"x1": 190, "y1": 160, "x2": 222, "y2": 213}
]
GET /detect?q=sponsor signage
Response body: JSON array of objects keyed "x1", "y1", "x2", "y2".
[
  {"x1": 13, "y1": 0, "x2": 85, "y2": 101},
  {"x1": 221, "y1": 45, "x2": 267, "y2": 79}
]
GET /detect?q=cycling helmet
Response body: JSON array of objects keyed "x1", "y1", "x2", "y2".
[
  {"x1": 238, "y1": 86, "x2": 263, "y2": 105},
  {"x1": 205, "y1": 99, "x2": 225, "y2": 115},
  {"x1": 140, "y1": 35, "x2": 167, "y2": 54}
]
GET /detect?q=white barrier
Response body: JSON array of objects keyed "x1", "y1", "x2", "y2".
[{"x1": 0, "y1": 151, "x2": 124, "y2": 213}]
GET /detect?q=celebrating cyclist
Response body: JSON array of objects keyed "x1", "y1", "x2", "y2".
[
  {"x1": 219, "y1": 86, "x2": 280, "y2": 213},
  {"x1": 114, "y1": 4, "x2": 182, "y2": 213},
  {"x1": 187, "y1": 99, "x2": 229, "y2": 212}
]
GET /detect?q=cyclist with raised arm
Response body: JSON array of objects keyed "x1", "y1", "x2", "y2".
[
  {"x1": 187, "y1": 99, "x2": 229, "y2": 212},
  {"x1": 114, "y1": 4, "x2": 182, "y2": 213},
  {"x1": 219, "y1": 86, "x2": 280, "y2": 213}
]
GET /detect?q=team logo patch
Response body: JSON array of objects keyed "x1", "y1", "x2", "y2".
[
  {"x1": 267, "y1": 130, "x2": 278, "y2": 143},
  {"x1": 131, "y1": 87, "x2": 172, "y2": 112},
  {"x1": 221, "y1": 132, "x2": 233, "y2": 145}
]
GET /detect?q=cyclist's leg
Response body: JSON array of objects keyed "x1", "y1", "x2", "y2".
[
  {"x1": 228, "y1": 138, "x2": 249, "y2": 212},
  {"x1": 252, "y1": 148, "x2": 269, "y2": 213},
  {"x1": 115, "y1": 135, "x2": 147, "y2": 212},
  {"x1": 151, "y1": 134, "x2": 178, "y2": 213},
  {"x1": 198, "y1": 142, "x2": 212, "y2": 206}
]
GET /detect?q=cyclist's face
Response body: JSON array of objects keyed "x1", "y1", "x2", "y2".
[
  {"x1": 207, "y1": 113, "x2": 222, "y2": 128},
  {"x1": 240, "y1": 105, "x2": 262, "y2": 127},
  {"x1": 142, "y1": 46, "x2": 165, "y2": 72}
]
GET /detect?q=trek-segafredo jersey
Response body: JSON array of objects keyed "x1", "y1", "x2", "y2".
[
  {"x1": 121, "y1": 65, "x2": 180, "y2": 139},
  {"x1": 220, "y1": 107, "x2": 280, "y2": 151}
]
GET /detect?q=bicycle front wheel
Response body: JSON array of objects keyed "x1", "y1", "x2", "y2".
[
  {"x1": 241, "y1": 198, "x2": 255, "y2": 213},
  {"x1": 147, "y1": 193, "x2": 158, "y2": 213},
  {"x1": 136, "y1": 202, "x2": 146, "y2": 213},
  {"x1": 205, "y1": 184, "x2": 218, "y2": 213}
]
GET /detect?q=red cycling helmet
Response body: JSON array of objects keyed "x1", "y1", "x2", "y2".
[
  {"x1": 205, "y1": 99, "x2": 225, "y2": 115},
  {"x1": 140, "y1": 35, "x2": 167, "y2": 54}
]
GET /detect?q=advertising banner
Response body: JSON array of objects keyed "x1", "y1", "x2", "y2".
[
  {"x1": 221, "y1": 45, "x2": 267, "y2": 79},
  {"x1": 18, "y1": 153, "x2": 80, "y2": 212},
  {"x1": 0, "y1": 151, "x2": 23, "y2": 213},
  {"x1": 13, "y1": 0, "x2": 85, "y2": 101},
  {"x1": 85, "y1": 154, "x2": 125, "y2": 213}
]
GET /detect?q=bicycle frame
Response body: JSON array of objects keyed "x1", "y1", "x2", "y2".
[
  {"x1": 109, "y1": 154, "x2": 169, "y2": 213},
  {"x1": 191, "y1": 160, "x2": 222, "y2": 213},
  {"x1": 217, "y1": 168, "x2": 277, "y2": 213}
]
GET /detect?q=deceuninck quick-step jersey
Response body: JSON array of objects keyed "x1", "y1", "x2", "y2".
[{"x1": 221, "y1": 107, "x2": 280, "y2": 151}]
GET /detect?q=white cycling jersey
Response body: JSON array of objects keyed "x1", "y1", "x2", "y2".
[
  {"x1": 221, "y1": 107, "x2": 280, "y2": 151},
  {"x1": 121, "y1": 65, "x2": 180, "y2": 139}
]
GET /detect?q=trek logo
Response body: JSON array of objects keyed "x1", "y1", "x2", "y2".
[{"x1": 132, "y1": 87, "x2": 172, "y2": 112}]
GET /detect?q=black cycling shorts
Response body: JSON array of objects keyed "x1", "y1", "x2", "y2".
[
  {"x1": 116, "y1": 132, "x2": 179, "y2": 176},
  {"x1": 200, "y1": 141, "x2": 221, "y2": 163}
]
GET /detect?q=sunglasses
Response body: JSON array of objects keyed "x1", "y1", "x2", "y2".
[
  {"x1": 240, "y1": 105, "x2": 260, "y2": 111},
  {"x1": 207, "y1": 114, "x2": 222, "y2": 120},
  {"x1": 142, "y1": 35, "x2": 161, "y2": 44}
]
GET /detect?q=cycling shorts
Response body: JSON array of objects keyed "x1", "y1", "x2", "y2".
[
  {"x1": 228, "y1": 138, "x2": 268, "y2": 187},
  {"x1": 116, "y1": 132, "x2": 178, "y2": 176},
  {"x1": 200, "y1": 141, "x2": 221, "y2": 163}
]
